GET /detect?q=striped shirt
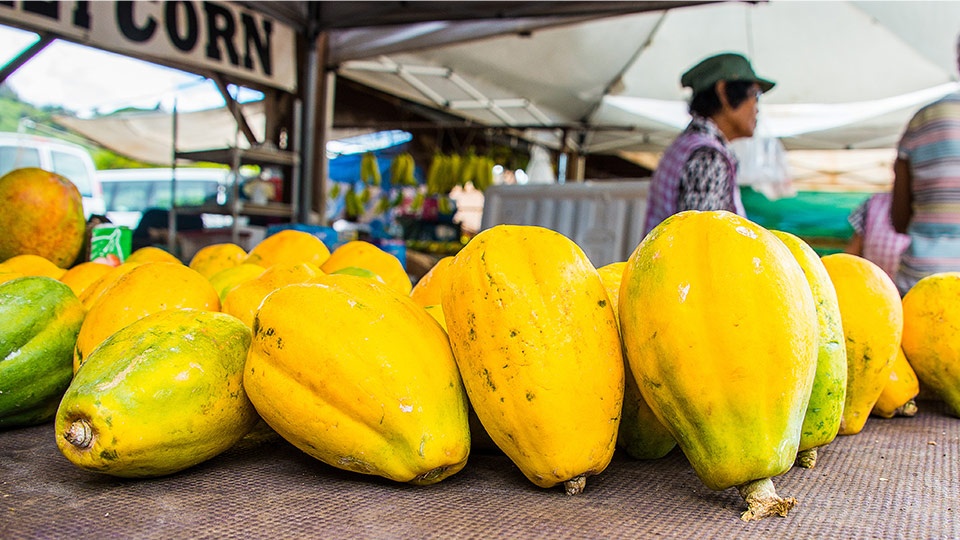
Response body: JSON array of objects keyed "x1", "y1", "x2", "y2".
[
  {"x1": 848, "y1": 192, "x2": 909, "y2": 280},
  {"x1": 643, "y1": 115, "x2": 744, "y2": 236},
  {"x1": 895, "y1": 91, "x2": 960, "y2": 294}
]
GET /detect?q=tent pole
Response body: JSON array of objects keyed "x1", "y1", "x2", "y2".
[{"x1": 299, "y1": 29, "x2": 321, "y2": 224}]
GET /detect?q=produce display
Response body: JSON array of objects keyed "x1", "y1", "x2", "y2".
[{"x1": 1, "y1": 171, "x2": 958, "y2": 525}]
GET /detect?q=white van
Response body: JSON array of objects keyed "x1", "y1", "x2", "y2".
[
  {"x1": 0, "y1": 132, "x2": 106, "y2": 219},
  {"x1": 98, "y1": 167, "x2": 234, "y2": 229}
]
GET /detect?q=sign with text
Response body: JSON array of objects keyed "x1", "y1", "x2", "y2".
[{"x1": 0, "y1": 1, "x2": 297, "y2": 92}]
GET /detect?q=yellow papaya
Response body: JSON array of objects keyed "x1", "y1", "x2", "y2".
[
  {"x1": 0, "y1": 254, "x2": 66, "y2": 279},
  {"x1": 442, "y1": 224, "x2": 623, "y2": 495},
  {"x1": 596, "y1": 261, "x2": 675, "y2": 461},
  {"x1": 125, "y1": 246, "x2": 182, "y2": 264},
  {"x1": 423, "y1": 304, "x2": 447, "y2": 332},
  {"x1": 221, "y1": 262, "x2": 321, "y2": 328},
  {"x1": 901, "y1": 272, "x2": 960, "y2": 417},
  {"x1": 244, "y1": 276, "x2": 470, "y2": 484},
  {"x1": 409, "y1": 256, "x2": 453, "y2": 307},
  {"x1": 772, "y1": 230, "x2": 847, "y2": 469},
  {"x1": 321, "y1": 240, "x2": 412, "y2": 295},
  {"x1": 620, "y1": 211, "x2": 818, "y2": 521},
  {"x1": 74, "y1": 262, "x2": 220, "y2": 371},
  {"x1": 872, "y1": 347, "x2": 920, "y2": 419},
  {"x1": 820, "y1": 253, "x2": 903, "y2": 435},
  {"x1": 78, "y1": 262, "x2": 144, "y2": 310},
  {"x1": 243, "y1": 229, "x2": 330, "y2": 268},
  {"x1": 56, "y1": 309, "x2": 257, "y2": 477},
  {"x1": 208, "y1": 263, "x2": 266, "y2": 301},
  {"x1": 188, "y1": 242, "x2": 247, "y2": 278},
  {"x1": 58, "y1": 261, "x2": 114, "y2": 298}
]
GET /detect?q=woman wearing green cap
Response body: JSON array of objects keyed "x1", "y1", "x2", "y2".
[{"x1": 642, "y1": 52, "x2": 775, "y2": 235}]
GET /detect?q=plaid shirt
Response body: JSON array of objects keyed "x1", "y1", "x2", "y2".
[
  {"x1": 848, "y1": 192, "x2": 909, "y2": 280},
  {"x1": 643, "y1": 115, "x2": 744, "y2": 235}
]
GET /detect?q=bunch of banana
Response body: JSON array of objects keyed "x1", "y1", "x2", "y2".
[
  {"x1": 344, "y1": 187, "x2": 363, "y2": 218},
  {"x1": 459, "y1": 151, "x2": 477, "y2": 187},
  {"x1": 360, "y1": 152, "x2": 382, "y2": 186},
  {"x1": 472, "y1": 156, "x2": 495, "y2": 192},
  {"x1": 389, "y1": 153, "x2": 418, "y2": 187},
  {"x1": 426, "y1": 153, "x2": 463, "y2": 195}
]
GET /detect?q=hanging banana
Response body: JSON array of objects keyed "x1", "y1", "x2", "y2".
[
  {"x1": 389, "y1": 154, "x2": 406, "y2": 188},
  {"x1": 426, "y1": 153, "x2": 443, "y2": 195},
  {"x1": 460, "y1": 150, "x2": 477, "y2": 188},
  {"x1": 361, "y1": 152, "x2": 382, "y2": 186},
  {"x1": 402, "y1": 153, "x2": 418, "y2": 186},
  {"x1": 444, "y1": 154, "x2": 462, "y2": 194}
]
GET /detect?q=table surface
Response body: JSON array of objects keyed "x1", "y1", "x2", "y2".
[{"x1": 2, "y1": 400, "x2": 957, "y2": 539}]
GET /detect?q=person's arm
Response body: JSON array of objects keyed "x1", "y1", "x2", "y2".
[
  {"x1": 844, "y1": 233, "x2": 864, "y2": 256},
  {"x1": 891, "y1": 157, "x2": 913, "y2": 234},
  {"x1": 845, "y1": 198, "x2": 868, "y2": 256}
]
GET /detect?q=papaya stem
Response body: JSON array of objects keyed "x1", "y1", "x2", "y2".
[
  {"x1": 64, "y1": 417, "x2": 94, "y2": 449},
  {"x1": 564, "y1": 475, "x2": 587, "y2": 495},
  {"x1": 795, "y1": 447, "x2": 818, "y2": 469},
  {"x1": 737, "y1": 477, "x2": 797, "y2": 521},
  {"x1": 896, "y1": 399, "x2": 918, "y2": 417}
]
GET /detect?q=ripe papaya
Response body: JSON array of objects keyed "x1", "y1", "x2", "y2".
[
  {"x1": 321, "y1": 240, "x2": 412, "y2": 295},
  {"x1": 0, "y1": 276, "x2": 84, "y2": 428},
  {"x1": 207, "y1": 263, "x2": 266, "y2": 301},
  {"x1": 872, "y1": 347, "x2": 920, "y2": 419},
  {"x1": 0, "y1": 167, "x2": 85, "y2": 267},
  {"x1": 409, "y1": 256, "x2": 453, "y2": 307},
  {"x1": 244, "y1": 276, "x2": 470, "y2": 484},
  {"x1": 771, "y1": 230, "x2": 847, "y2": 469},
  {"x1": 58, "y1": 261, "x2": 114, "y2": 298},
  {"x1": 820, "y1": 253, "x2": 903, "y2": 435},
  {"x1": 596, "y1": 261, "x2": 675, "y2": 460},
  {"x1": 74, "y1": 262, "x2": 220, "y2": 370},
  {"x1": 188, "y1": 242, "x2": 247, "y2": 278},
  {"x1": 442, "y1": 224, "x2": 624, "y2": 494},
  {"x1": 620, "y1": 211, "x2": 818, "y2": 521},
  {"x1": 125, "y1": 246, "x2": 182, "y2": 264},
  {"x1": 243, "y1": 229, "x2": 331, "y2": 268},
  {"x1": 0, "y1": 254, "x2": 67, "y2": 279},
  {"x1": 222, "y1": 262, "x2": 321, "y2": 328},
  {"x1": 901, "y1": 272, "x2": 960, "y2": 417},
  {"x1": 55, "y1": 309, "x2": 257, "y2": 477}
]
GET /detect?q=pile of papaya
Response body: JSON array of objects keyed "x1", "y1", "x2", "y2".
[{"x1": 3, "y1": 200, "x2": 959, "y2": 521}]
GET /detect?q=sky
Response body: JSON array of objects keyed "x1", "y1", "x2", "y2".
[{"x1": 0, "y1": 24, "x2": 261, "y2": 118}]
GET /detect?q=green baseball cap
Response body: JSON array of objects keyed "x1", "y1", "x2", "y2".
[{"x1": 680, "y1": 53, "x2": 775, "y2": 94}]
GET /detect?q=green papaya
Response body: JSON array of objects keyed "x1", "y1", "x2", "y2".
[
  {"x1": 0, "y1": 276, "x2": 84, "y2": 429},
  {"x1": 55, "y1": 308, "x2": 257, "y2": 477},
  {"x1": 772, "y1": 231, "x2": 847, "y2": 468}
]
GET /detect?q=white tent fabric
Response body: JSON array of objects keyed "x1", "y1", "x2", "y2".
[
  {"x1": 336, "y1": 0, "x2": 960, "y2": 154},
  {"x1": 54, "y1": 102, "x2": 266, "y2": 165}
]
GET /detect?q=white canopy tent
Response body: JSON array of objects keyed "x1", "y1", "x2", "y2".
[
  {"x1": 5, "y1": 1, "x2": 960, "y2": 213},
  {"x1": 335, "y1": 1, "x2": 960, "y2": 158}
]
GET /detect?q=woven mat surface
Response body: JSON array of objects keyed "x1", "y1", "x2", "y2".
[{"x1": 2, "y1": 400, "x2": 957, "y2": 539}]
